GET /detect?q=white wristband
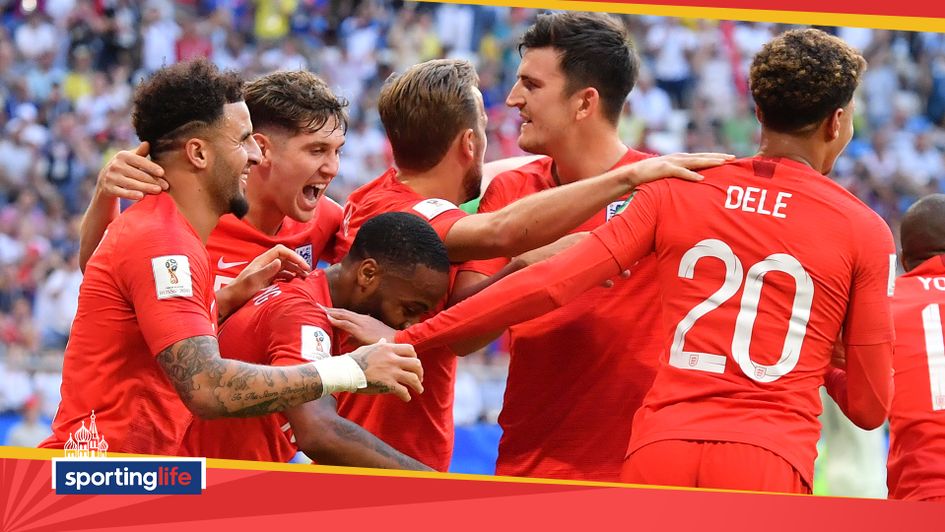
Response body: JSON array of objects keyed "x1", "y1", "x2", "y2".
[{"x1": 313, "y1": 355, "x2": 368, "y2": 396}]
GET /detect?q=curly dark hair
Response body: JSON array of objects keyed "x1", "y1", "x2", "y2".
[
  {"x1": 346, "y1": 212, "x2": 450, "y2": 276},
  {"x1": 244, "y1": 70, "x2": 349, "y2": 136},
  {"x1": 520, "y1": 12, "x2": 639, "y2": 125},
  {"x1": 132, "y1": 58, "x2": 244, "y2": 158},
  {"x1": 378, "y1": 59, "x2": 479, "y2": 172},
  {"x1": 750, "y1": 29, "x2": 866, "y2": 133}
]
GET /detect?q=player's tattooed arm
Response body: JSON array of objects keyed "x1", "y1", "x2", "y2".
[
  {"x1": 287, "y1": 398, "x2": 433, "y2": 471},
  {"x1": 155, "y1": 335, "x2": 424, "y2": 419}
]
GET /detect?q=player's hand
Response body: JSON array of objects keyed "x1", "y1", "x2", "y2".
[
  {"x1": 601, "y1": 269, "x2": 632, "y2": 289},
  {"x1": 96, "y1": 142, "x2": 169, "y2": 200},
  {"x1": 321, "y1": 305, "x2": 396, "y2": 346},
  {"x1": 620, "y1": 152, "x2": 735, "y2": 188},
  {"x1": 348, "y1": 339, "x2": 423, "y2": 401},
  {"x1": 217, "y1": 245, "x2": 312, "y2": 320},
  {"x1": 242, "y1": 244, "x2": 312, "y2": 283}
]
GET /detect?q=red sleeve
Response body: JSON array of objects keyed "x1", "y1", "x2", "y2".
[
  {"x1": 427, "y1": 210, "x2": 466, "y2": 241},
  {"x1": 317, "y1": 198, "x2": 345, "y2": 263},
  {"x1": 826, "y1": 344, "x2": 894, "y2": 428},
  {"x1": 588, "y1": 182, "x2": 660, "y2": 271},
  {"x1": 830, "y1": 212, "x2": 896, "y2": 427},
  {"x1": 842, "y1": 212, "x2": 896, "y2": 346},
  {"x1": 394, "y1": 183, "x2": 662, "y2": 351},
  {"x1": 408, "y1": 198, "x2": 468, "y2": 241},
  {"x1": 118, "y1": 229, "x2": 216, "y2": 356},
  {"x1": 395, "y1": 233, "x2": 620, "y2": 351},
  {"x1": 260, "y1": 295, "x2": 335, "y2": 367}
]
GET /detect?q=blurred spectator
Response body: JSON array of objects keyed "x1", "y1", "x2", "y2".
[
  {"x1": 628, "y1": 69, "x2": 673, "y2": 131},
  {"x1": 454, "y1": 362, "x2": 485, "y2": 426},
  {"x1": 645, "y1": 18, "x2": 698, "y2": 108},
  {"x1": 0, "y1": 351, "x2": 33, "y2": 413},
  {"x1": 141, "y1": 5, "x2": 181, "y2": 74},
  {"x1": 34, "y1": 251, "x2": 81, "y2": 350},
  {"x1": 14, "y1": 12, "x2": 56, "y2": 61},
  {"x1": 6, "y1": 396, "x2": 48, "y2": 447},
  {"x1": 175, "y1": 16, "x2": 213, "y2": 62}
]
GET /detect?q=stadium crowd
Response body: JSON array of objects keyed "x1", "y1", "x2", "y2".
[{"x1": 0, "y1": 0, "x2": 943, "y2": 494}]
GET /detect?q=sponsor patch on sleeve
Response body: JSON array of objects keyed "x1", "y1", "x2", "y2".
[
  {"x1": 152, "y1": 255, "x2": 193, "y2": 300},
  {"x1": 300, "y1": 325, "x2": 332, "y2": 361},
  {"x1": 412, "y1": 198, "x2": 458, "y2": 220}
]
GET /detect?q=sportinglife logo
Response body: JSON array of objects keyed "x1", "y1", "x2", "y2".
[{"x1": 51, "y1": 411, "x2": 206, "y2": 495}]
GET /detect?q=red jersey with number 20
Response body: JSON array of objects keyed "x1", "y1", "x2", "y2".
[
  {"x1": 887, "y1": 256, "x2": 945, "y2": 501},
  {"x1": 179, "y1": 271, "x2": 337, "y2": 462},
  {"x1": 461, "y1": 149, "x2": 660, "y2": 482},
  {"x1": 332, "y1": 167, "x2": 466, "y2": 471},
  {"x1": 396, "y1": 157, "x2": 895, "y2": 487},
  {"x1": 602, "y1": 158, "x2": 895, "y2": 488}
]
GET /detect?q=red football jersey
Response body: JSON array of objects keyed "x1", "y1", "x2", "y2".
[
  {"x1": 887, "y1": 256, "x2": 945, "y2": 501},
  {"x1": 40, "y1": 194, "x2": 217, "y2": 455},
  {"x1": 209, "y1": 197, "x2": 343, "y2": 290},
  {"x1": 397, "y1": 157, "x2": 895, "y2": 487},
  {"x1": 332, "y1": 167, "x2": 466, "y2": 471},
  {"x1": 179, "y1": 271, "x2": 337, "y2": 462},
  {"x1": 460, "y1": 150, "x2": 661, "y2": 481}
]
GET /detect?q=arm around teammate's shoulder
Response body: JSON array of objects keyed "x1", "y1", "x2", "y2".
[{"x1": 79, "y1": 142, "x2": 168, "y2": 272}]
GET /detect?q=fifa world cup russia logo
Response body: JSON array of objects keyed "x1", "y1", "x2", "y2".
[{"x1": 165, "y1": 259, "x2": 179, "y2": 284}]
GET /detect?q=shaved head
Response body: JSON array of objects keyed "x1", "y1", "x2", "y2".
[{"x1": 901, "y1": 194, "x2": 945, "y2": 272}]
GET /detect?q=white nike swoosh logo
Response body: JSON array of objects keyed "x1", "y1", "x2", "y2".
[{"x1": 217, "y1": 258, "x2": 249, "y2": 270}]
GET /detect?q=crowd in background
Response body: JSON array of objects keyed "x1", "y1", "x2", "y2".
[{"x1": 0, "y1": 0, "x2": 942, "y2": 486}]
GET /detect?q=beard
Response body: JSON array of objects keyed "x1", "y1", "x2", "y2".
[
  {"x1": 461, "y1": 164, "x2": 483, "y2": 204},
  {"x1": 210, "y1": 155, "x2": 251, "y2": 218},
  {"x1": 228, "y1": 194, "x2": 250, "y2": 219}
]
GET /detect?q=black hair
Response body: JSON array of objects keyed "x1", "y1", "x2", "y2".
[
  {"x1": 347, "y1": 212, "x2": 450, "y2": 275},
  {"x1": 132, "y1": 58, "x2": 244, "y2": 157}
]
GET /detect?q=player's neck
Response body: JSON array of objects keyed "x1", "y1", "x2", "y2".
[
  {"x1": 548, "y1": 132, "x2": 627, "y2": 185},
  {"x1": 396, "y1": 164, "x2": 464, "y2": 205},
  {"x1": 165, "y1": 171, "x2": 223, "y2": 244},
  {"x1": 324, "y1": 264, "x2": 346, "y2": 308},
  {"x1": 757, "y1": 132, "x2": 826, "y2": 174},
  {"x1": 241, "y1": 173, "x2": 284, "y2": 236},
  {"x1": 241, "y1": 203, "x2": 284, "y2": 236}
]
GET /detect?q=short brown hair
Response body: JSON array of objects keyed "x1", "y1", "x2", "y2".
[
  {"x1": 750, "y1": 29, "x2": 866, "y2": 133},
  {"x1": 378, "y1": 59, "x2": 479, "y2": 172},
  {"x1": 520, "y1": 12, "x2": 638, "y2": 125},
  {"x1": 244, "y1": 70, "x2": 349, "y2": 136}
]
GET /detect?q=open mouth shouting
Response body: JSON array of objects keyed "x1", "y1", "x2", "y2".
[{"x1": 300, "y1": 182, "x2": 328, "y2": 211}]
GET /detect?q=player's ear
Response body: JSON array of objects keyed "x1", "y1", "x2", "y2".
[
  {"x1": 574, "y1": 87, "x2": 598, "y2": 121},
  {"x1": 355, "y1": 258, "x2": 381, "y2": 292},
  {"x1": 254, "y1": 132, "x2": 273, "y2": 166},
  {"x1": 825, "y1": 108, "x2": 843, "y2": 142},
  {"x1": 459, "y1": 128, "x2": 475, "y2": 162},
  {"x1": 184, "y1": 137, "x2": 210, "y2": 170}
]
